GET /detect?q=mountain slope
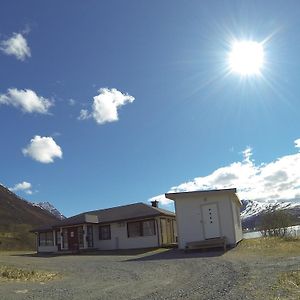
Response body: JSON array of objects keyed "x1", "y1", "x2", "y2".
[
  {"x1": 31, "y1": 201, "x2": 65, "y2": 220},
  {"x1": 241, "y1": 199, "x2": 300, "y2": 229},
  {"x1": 0, "y1": 184, "x2": 61, "y2": 250}
]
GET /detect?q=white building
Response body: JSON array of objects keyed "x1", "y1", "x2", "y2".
[
  {"x1": 33, "y1": 202, "x2": 176, "y2": 253},
  {"x1": 165, "y1": 188, "x2": 242, "y2": 249}
]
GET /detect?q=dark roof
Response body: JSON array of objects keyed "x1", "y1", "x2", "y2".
[
  {"x1": 165, "y1": 188, "x2": 237, "y2": 199},
  {"x1": 32, "y1": 202, "x2": 175, "y2": 232}
]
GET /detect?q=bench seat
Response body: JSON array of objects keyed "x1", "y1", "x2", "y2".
[{"x1": 185, "y1": 237, "x2": 226, "y2": 252}]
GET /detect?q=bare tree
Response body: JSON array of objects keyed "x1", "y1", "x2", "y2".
[{"x1": 259, "y1": 210, "x2": 293, "y2": 237}]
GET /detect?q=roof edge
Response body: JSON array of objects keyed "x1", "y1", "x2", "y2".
[{"x1": 165, "y1": 188, "x2": 237, "y2": 200}]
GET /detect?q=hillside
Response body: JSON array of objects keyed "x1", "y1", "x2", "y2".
[
  {"x1": 0, "y1": 184, "x2": 61, "y2": 250},
  {"x1": 241, "y1": 199, "x2": 300, "y2": 230}
]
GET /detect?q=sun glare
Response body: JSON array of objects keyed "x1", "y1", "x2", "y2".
[{"x1": 229, "y1": 41, "x2": 264, "y2": 76}]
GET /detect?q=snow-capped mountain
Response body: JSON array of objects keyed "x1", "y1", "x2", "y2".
[
  {"x1": 30, "y1": 201, "x2": 65, "y2": 220},
  {"x1": 241, "y1": 199, "x2": 300, "y2": 229}
]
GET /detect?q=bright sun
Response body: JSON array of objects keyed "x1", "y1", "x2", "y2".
[{"x1": 229, "y1": 41, "x2": 264, "y2": 76}]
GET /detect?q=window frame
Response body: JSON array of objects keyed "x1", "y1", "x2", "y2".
[
  {"x1": 99, "y1": 224, "x2": 111, "y2": 240},
  {"x1": 127, "y1": 219, "x2": 156, "y2": 238},
  {"x1": 39, "y1": 231, "x2": 54, "y2": 246}
]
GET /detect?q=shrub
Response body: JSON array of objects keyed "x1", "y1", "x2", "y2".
[{"x1": 259, "y1": 210, "x2": 293, "y2": 237}]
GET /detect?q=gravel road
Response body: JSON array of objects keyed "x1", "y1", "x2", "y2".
[{"x1": 0, "y1": 248, "x2": 298, "y2": 300}]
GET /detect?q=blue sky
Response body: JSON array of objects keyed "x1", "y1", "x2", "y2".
[{"x1": 1, "y1": 1, "x2": 300, "y2": 216}]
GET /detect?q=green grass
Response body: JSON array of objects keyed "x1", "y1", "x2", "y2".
[{"x1": 0, "y1": 265, "x2": 58, "y2": 282}]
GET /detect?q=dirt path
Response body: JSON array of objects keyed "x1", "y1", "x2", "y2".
[{"x1": 0, "y1": 249, "x2": 299, "y2": 299}]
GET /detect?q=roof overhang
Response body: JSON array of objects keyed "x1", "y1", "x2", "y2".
[{"x1": 165, "y1": 188, "x2": 240, "y2": 204}]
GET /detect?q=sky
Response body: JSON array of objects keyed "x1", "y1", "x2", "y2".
[{"x1": 1, "y1": 1, "x2": 300, "y2": 217}]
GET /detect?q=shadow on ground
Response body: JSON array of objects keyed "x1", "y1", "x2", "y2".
[
  {"x1": 12, "y1": 247, "x2": 227, "y2": 260},
  {"x1": 126, "y1": 248, "x2": 225, "y2": 262},
  {"x1": 12, "y1": 248, "x2": 164, "y2": 258}
]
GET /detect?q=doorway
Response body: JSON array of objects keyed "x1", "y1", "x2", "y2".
[{"x1": 202, "y1": 203, "x2": 221, "y2": 239}]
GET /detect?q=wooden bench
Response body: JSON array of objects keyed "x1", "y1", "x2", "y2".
[{"x1": 185, "y1": 237, "x2": 227, "y2": 252}]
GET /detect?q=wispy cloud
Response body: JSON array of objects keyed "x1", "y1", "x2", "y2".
[
  {"x1": 0, "y1": 33, "x2": 31, "y2": 61},
  {"x1": 78, "y1": 88, "x2": 135, "y2": 124},
  {"x1": 68, "y1": 98, "x2": 76, "y2": 106},
  {"x1": 0, "y1": 88, "x2": 53, "y2": 114},
  {"x1": 22, "y1": 136, "x2": 63, "y2": 164},
  {"x1": 10, "y1": 181, "x2": 33, "y2": 195},
  {"x1": 150, "y1": 139, "x2": 300, "y2": 206}
]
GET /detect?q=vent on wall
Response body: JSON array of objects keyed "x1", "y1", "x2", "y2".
[{"x1": 118, "y1": 222, "x2": 125, "y2": 227}]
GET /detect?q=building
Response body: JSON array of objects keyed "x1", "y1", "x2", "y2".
[
  {"x1": 165, "y1": 188, "x2": 242, "y2": 249},
  {"x1": 33, "y1": 202, "x2": 176, "y2": 253}
]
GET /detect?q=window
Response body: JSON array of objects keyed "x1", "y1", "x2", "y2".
[
  {"x1": 55, "y1": 230, "x2": 61, "y2": 245},
  {"x1": 143, "y1": 220, "x2": 156, "y2": 236},
  {"x1": 78, "y1": 226, "x2": 84, "y2": 247},
  {"x1": 127, "y1": 220, "x2": 156, "y2": 238},
  {"x1": 39, "y1": 231, "x2": 54, "y2": 246},
  {"x1": 99, "y1": 225, "x2": 111, "y2": 240},
  {"x1": 62, "y1": 228, "x2": 68, "y2": 249},
  {"x1": 87, "y1": 225, "x2": 93, "y2": 247}
]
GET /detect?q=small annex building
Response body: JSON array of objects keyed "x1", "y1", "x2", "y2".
[
  {"x1": 165, "y1": 188, "x2": 242, "y2": 249},
  {"x1": 33, "y1": 202, "x2": 176, "y2": 253}
]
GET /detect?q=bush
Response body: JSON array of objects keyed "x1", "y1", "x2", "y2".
[{"x1": 259, "y1": 210, "x2": 293, "y2": 237}]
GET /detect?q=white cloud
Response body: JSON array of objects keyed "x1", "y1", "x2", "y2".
[
  {"x1": 78, "y1": 109, "x2": 90, "y2": 120},
  {"x1": 0, "y1": 33, "x2": 31, "y2": 61},
  {"x1": 10, "y1": 181, "x2": 32, "y2": 195},
  {"x1": 68, "y1": 98, "x2": 76, "y2": 106},
  {"x1": 79, "y1": 88, "x2": 135, "y2": 124},
  {"x1": 150, "y1": 139, "x2": 300, "y2": 206},
  {"x1": 0, "y1": 88, "x2": 53, "y2": 114},
  {"x1": 22, "y1": 136, "x2": 63, "y2": 164},
  {"x1": 295, "y1": 139, "x2": 300, "y2": 149}
]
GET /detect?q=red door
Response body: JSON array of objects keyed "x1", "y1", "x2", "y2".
[{"x1": 67, "y1": 227, "x2": 79, "y2": 251}]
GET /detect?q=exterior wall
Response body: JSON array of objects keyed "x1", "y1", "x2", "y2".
[
  {"x1": 36, "y1": 215, "x2": 176, "y2": 252},
  {"x1": 174, "y1": 193, "x2": 238, "y2": 249},
  {"x1": 230, "y1": 196, "x2": 243, "y2": 243},
  {"x1": 38, "y1": 245, "x2": 58, "y2": 252},
  {"x1": 93, "y1": 218, "x2": 160, "y2": 250}
]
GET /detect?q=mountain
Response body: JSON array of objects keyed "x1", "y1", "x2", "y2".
[
  {"x1": 31, "y1": 201, "x2": 65, "y2": 220},
  {"x1": 0, "y1": 184, "x2": 62, "y2": 250},
  {"x1": 241, "y1": 199, "x2": 300, "y2": 230}
]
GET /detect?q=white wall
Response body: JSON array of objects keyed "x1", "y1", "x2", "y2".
[
  {"x1": 93, "y1": 218, "x2": 160, "y2": 250},
  {"x1": 230, "y1": 196, "x2": 243, "y2": 243},
  {"x1": 174, "y1": 193, "x2": 239, "y2": 249}
]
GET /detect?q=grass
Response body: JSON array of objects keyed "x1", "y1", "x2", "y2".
[
  {"x1": 0, "y1": 224, "x2": 36, "y2": 251},
  {"x1": 271, "y1": 270, "x2": 300, "y2": 299},
  {"x1": 0, "y1": 265, "x2": 58, "y2": 282},
  {"x1": 231, "y1": 237, "x2": 300, "y2": 257}
]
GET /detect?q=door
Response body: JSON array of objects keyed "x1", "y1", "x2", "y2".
[
  {"x1": 202, "y1": 203, "x2": 221, "y2": 239},
  {"x1": 67, "y1": 227, "x2": 79, "y2": 250},
  {"x1": 160, "y1": 218, "x2": 174, "y2": 245}
]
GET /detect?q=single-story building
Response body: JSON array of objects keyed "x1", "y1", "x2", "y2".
[
  {"x1": 165, "y1": 188, "x2": 242, "y2": 250},
  {"x1": 33, "y1": 202, "x2": 176, "y2": 253}
]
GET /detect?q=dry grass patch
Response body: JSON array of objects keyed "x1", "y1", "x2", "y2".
[
  {"x1": 0, "y1": 265, "x2": 58, "y2": 282},
  {"x1": 232, "y1": 237, "x2": 300, "y2": 257},
  {"x1": 271, "y1": 270, "x2": 300, "y2": 299},
  {"x1": 278, "y1": 270, "x2": 300, "y2": 289}
]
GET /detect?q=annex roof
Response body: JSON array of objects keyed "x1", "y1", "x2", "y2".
[{"x1": 165, "y1": 188, "x2": 240, "y2": 203}]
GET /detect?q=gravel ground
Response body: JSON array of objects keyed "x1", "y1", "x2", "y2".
[{"x1": 0, "y1": 248, "x2": 299, "y2": 300}]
